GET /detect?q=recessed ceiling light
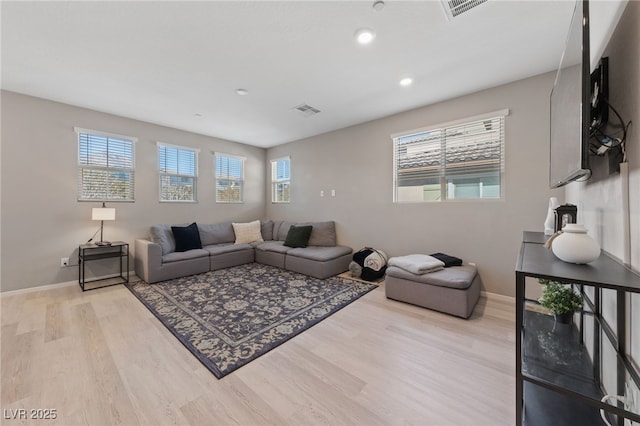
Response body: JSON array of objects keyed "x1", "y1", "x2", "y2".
[
  {"x1": 194, "y1": 113, "x2": 203, "y2": 117},
  {"x1": 373, "y1": 1, "x2": 385, "y2": 12},
  {"x1": 354, "y1": 28, "x2": 375, "y2": 45},
  {"x1": 399, "y1": 77, "x2": 414, "y2": 87},
  {"x1": 236, "y1": 88, "x2": 249, "y2": 96}
]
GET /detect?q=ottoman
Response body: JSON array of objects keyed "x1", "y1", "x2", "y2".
[{"x1": 384, "y1": 264, "x2": 480, "y2": 318}]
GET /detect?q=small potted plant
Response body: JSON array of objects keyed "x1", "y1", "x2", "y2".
[{"x1": 538, "y1": 279, "x2": 583, "y2": 323}]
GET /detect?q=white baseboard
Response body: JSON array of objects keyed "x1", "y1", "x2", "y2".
[
  {"x1": 0, "y1": 271, "x2": 138, "y2": 298},
  {"x1": 0, "y1": 280, "x2": 77, "y2": 297},
  {"x1": 481, "y1": 290, "x2": 515, "y2": 304}
]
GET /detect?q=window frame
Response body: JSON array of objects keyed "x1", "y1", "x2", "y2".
[
  {"x1": 75, "y1": 127, "x2": 137, "y2": 202},
  {"x1": 214, "y1": 152, "x2": 245, "y2": 203},
  {"x1": 157, "y1": 142, "x2": 199, "y2": 203},
  {"x1": 392, "y1": 109, "x2": 509, "y2": 203},
  {"x1": 271, "y1": 156, "x2": 291, "y2": 203}
]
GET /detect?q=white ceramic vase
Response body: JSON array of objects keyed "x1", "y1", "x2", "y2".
[{"x1": 551, "y1": 224, "x2": 601, "y2": 264}]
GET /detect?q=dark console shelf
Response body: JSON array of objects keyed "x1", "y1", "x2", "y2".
[
  {"x1": 81, "y1": 250, "x2": 125, "y2": 262},
  {"x1": 522, "y1": 311, "x2": 603, "y2": 401},
  {"x1": 516, "y1": 239, "x2": 640, "y2": 292},
  {"x1": 515, "y1": 232, "x2": 640, "y2": 426},
  {"x1": 78, "y1": 241, "x2": 129, "y2": 291},
  {"x1": 523, "y1": 382, "x2": 604, "y2": 426}
]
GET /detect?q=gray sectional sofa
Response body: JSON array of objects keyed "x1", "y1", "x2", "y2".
[{"x1": 135, "y1": 220, "x2": 352, "y2": 283}]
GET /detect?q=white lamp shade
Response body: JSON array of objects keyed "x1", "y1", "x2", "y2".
[{"x1": 92, "y1": 207, "x2": 116, "y2": 221}]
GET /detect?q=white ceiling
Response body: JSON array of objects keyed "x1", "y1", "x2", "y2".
[{"x1": 1, "y1": 1, "x2": 627, "y2": 148}]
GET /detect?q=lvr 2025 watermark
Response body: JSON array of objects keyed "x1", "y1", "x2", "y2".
[{"x1": 3, "y1": 408, "x2": 57, "y2": 420}]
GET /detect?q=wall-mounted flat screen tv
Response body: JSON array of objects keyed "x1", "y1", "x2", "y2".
[{"x1": 549, "y1": 0, "x2": 591, "y2": 188}]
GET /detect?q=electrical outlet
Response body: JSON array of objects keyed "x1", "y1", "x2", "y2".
[{"x1": 61, "y1": 257, "x2": 69, "y2": 267}]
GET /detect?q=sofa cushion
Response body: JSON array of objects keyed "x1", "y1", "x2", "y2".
[
  {"x1": 284, "y1": 225, "x2": 313, "y2": 248},
  {"x1": 232, "y1": 220, "x2": 264, "y2": 244},
  {"x1": 162, "y1": 248, "x2": 209, "y2": 263},
  {"x1": 286, "y1": 245, "x2": 353, "y2": 261},
  {"x1": 271, "y1": 221, "x2": 282, "y2": 240},
  {"x1": 255, "y1": 241, "x2": 291, "y2": 254},
  {"x1": 273, "y1": 221, "x2": 337, "y2": 245},
  {"x1": 306, "y1": 221, "x2": 337, "y2": 246},
  {"x1": 204, "y1": 243, "x2": 253, "y2": 255},
  {"x1": 276, "y1": 221, "x2": 296, "y2": 241},
  {"x1": 171, "y1": 222, "x2": 202, "y2": 252},
  {"x1": 150, "y1": 224, "x2": 176, "y2": 256},
  {"x1": 198, "y1": 222, "x2": 235, "y2": 246},
  {"x1": 261, "y1": 220, "x2": 274, "y2": 241},
  {"x1": 385, "y1": 264, "x2": 477, "y2": 290}
]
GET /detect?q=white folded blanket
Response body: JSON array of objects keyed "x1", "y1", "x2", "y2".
[
  {"x1": 365, "y1": 249, "x2": 388, "y2": 271},
  {"x1": 388, "y1": 254, "x2": 445, "y2": 275}
]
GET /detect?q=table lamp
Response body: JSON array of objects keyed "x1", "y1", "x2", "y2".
[{"x1": 92, "y1": 202, "x2": 116, "y2": 246}]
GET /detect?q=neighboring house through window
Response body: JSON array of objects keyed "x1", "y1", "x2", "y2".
[
  {"x1": 215, "y1": 153, "x2": 244, "y2": 203},
  {"x1": 271, "y1": 157, "x2": 291, "y2": 203},
  {"x1": 76, "y1": 127, "x2": 136, "y2": 201},
  {"x1": 392, "y1": 110, "x2": 508, "y2": 202},
  {"x1": 158, "y1": 142, "x2": 198, "y2": 202}
]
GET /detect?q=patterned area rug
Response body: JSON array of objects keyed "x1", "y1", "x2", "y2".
[{"x1": 126, "y1": 263, "x2": 377, "y2": 379}]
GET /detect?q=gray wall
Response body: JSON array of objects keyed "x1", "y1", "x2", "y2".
[
  {"x1": 565, "y1": 0, "x2": 639, "y2": 377},
  {"x1": 566, "y1": 0, "x2": 639, "y2": 272},
  {"x1": 266, "y1": 72, "x2": 564, "y2": 297},
  {"x1": 1, "y1": 91, "x2": 265, "y2": 292},
  {"x1": 0, "y1": 73, "x2": 564, "y2": 297}
]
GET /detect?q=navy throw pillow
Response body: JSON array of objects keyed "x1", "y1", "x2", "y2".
[{"x1": 171, "y1": 222, "x2": 202, "y2": 252}]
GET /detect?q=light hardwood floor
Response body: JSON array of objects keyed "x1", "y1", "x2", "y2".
[{"x1": 1, "y1": 279, "x2": 515, "y2": 426}]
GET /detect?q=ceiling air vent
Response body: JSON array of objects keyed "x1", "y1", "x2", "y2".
[
  {"x1": 441, "y1": 0, "x2": 488, "y2": 20},
  {"x1": 292, "y1": 103, "x2": 321, "y2": 118}
]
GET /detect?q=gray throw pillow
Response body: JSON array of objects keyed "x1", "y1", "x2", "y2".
[{"x1": 150, "y1": 224, "x2": 176, "y2": 255}]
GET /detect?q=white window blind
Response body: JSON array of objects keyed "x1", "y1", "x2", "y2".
[
  {"x1": 77, "y1": 129, "x2": 135, "y2": 201},
  {"x1": 271, "y1": 157, "x2": 291, "y2": 203},
  {"x1": 215, "y1": 153, "x2": 244, "y2": 203},
  {"x1": 158, "y1": 143, "x2": 198, "y2": 202},
  {"x1": 393, "y1": 112, "x2": 506, "y2": 202}
]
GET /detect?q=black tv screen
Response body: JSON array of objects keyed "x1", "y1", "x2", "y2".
[
  {"x1": 549, "y1": 0, "x2": 591, "y2": 188},
  {"x1": 590, "y1": 57, "x2": 609, "y2": 135}
]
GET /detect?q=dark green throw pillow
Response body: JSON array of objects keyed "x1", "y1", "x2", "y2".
[
  {"x1": 171, "y1": 222, "x2": 202, "y2": 252},
  {"x1": 283, "y1": 225, "x2": 313, "y2": 248}
]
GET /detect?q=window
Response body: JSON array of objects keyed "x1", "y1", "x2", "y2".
[
  {"x1": 76, "y1": 128, "x2": 136, "y2": 201},
  {"x1": 393, "y1": 110, "x2": 508, "y2": 202},
  {"x1": 215, "y1": 153, "x2": 244, "y2": 203},
  {"x1": 158, "y1": 143, "x2": 198, "y2": 202},
  {"x1": 271, "y1": 157, "x2": 291, "y2": 203}
]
